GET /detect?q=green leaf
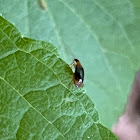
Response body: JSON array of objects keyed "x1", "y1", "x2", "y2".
[
  {"x1": 1, "y1": 0, "x2": 140, "y2": 128},
  {"x1": 0, "y1": 16, "x2": 117, "y2": 139},
  {"x1": 0, "y1": 0, "x2": 59, "y2": 50}
]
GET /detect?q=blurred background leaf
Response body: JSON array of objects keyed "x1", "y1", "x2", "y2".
[{"x1": 1, "y1": 0, "x2": 140, "y2": 128}]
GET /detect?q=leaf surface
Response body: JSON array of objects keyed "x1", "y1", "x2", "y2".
[
  {"x1": 0, "y1": 16, "x2": 117, "y2": 140},
  {"x1": 1, "y1": 0, "x2": 140, "y2": 129}
]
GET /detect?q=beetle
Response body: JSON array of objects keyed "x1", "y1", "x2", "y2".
[{"x1": 73, "y1": 59, "x2": 84, "y2": 87}]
